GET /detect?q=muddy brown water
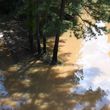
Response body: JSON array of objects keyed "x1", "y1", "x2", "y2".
[{"x1": 0, "y1": 28, "x2": 110, "y2": 110}]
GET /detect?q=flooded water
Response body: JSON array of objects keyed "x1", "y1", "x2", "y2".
[
  {"x1": 0, "y1": 32, "x2": 3, "y2": 38},
  {"x1": 1, "y1": 21, "x2": 110, "y2": 110},
  {"x1": 70, "y1": 21, "x2": 110, "y2": 109},
  {"x1": 0, "y1": 70, "x2": 8, "y2": 97},
  {"x1": 0, "y1": 70, "x2": 27, "y2": 110}
]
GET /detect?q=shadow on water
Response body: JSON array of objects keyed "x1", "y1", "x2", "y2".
[
  {"x1": 2, "y1": 60, "x2": 110, "y2": 110},
  {"x1": 3, "y1": 58, "x2": 76, "y2": 110},
  {"x1": 0, "y1": 34, "x2": 77, "y2": 109},
  {"x1": 0, "y1": 18, "x2": 78, "y2": 110},
  {"x1": 1, "y1": 18, "x2": 110, "y2": 110}
]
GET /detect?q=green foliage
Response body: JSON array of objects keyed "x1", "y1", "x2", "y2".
[
  {"x1": 1, "y1": 0, "x2": 109, "y2": 38},
  {"x1": 82, "y1": 0, "x2": 110, "y2": 22},
  {"x1": 0, "y1": 0, "x2": 23, "y2": 14}
]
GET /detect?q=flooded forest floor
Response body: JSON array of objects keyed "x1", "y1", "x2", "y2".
[
  {"x1": 0, "y1": 17, "x2": 110, "y2": 110},
  {"x1": 0, "y1": 17, "x2": 82, "y2": 110}
]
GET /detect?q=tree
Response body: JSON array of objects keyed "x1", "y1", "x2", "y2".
[
  {"x1": 4, "y1": 0, "x2": 109, "y2": 64},
  {"x1": 35, "y1": 0, "x2": 42, "y2": 55},
  {"x1": 27, "y1": 0, "x2": 35, "y2": 53},
  {"x1": 51, "y1": 0, "x2": 65, "y2": 65}
]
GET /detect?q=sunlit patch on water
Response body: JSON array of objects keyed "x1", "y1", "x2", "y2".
[
  {"x1": 0, "y1": 32, "x2": 3, "y2": 38},
  {"x1": 70, "y1": 21, "x2": 110, "y2": 110}
]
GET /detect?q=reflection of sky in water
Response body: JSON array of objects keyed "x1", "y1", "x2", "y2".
[
  {"x1": 0, "y1": 71, "x2": 8, "y2": 97},
  {"x1": 0, "y1": 32, "x2": 3, "y2": 38},
  {"x1": 70, "y1": 21, "x2": 110, "y2": 110}
]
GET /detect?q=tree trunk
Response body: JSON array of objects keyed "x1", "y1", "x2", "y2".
[
  {"x1": 43, "y1": 35, "x2": 46, "y2": 53},
  {"x1": 28, "y1": 0, "x2": 34, "y2": 53},
  {"x1": 51, "y1": 33, "x2": 59, "y2": 65},
  {"x1": 51, "y1": 0, "x2": 65, "y2": 65},
  {"x1": 36, "y1": 0, "x2": 41, "y2": 55},
  {"x1": 36, "y1": 27, "x2": 41, "y2": 54},
  {"x1": 28, "y1": 29, "x2": 34, "y2": 53}
]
